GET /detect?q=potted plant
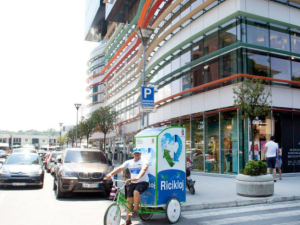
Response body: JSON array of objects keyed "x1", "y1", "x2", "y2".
[{"x1": 236, "y1": 160, "x2": 274, "y2": 197}]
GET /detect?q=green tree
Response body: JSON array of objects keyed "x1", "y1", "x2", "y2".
[
  {"x1": 91, "y1": 106, "x2": 118, "y2": 152},
  {"x1": 233, "y1": 78, "x2": 271, "y2": 158},
  {"x1": 66, "y1": 128, "x2": 76, "y2": 147},
  {"x1": 78, "y1": 116, "x2": 96, "y2": 148},
  {"x1": 56, "y1": 134, "x2": 67, "y2": 147}
]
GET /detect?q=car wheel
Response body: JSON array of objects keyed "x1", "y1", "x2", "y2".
[
  {"x1": 53, "y1": 179, "x2": 57, "y2": 190},
  {"x1": 56, "y1": 179, "x2": 66, "y2": 198}
]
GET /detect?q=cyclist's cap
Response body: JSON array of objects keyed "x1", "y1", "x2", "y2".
[{"x1": 132, "y1": 148, "x2": 142, "y2": 154}]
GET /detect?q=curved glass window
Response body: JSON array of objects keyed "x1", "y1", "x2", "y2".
[
  {"x1": 204, "y1": 28, "x2": 218, "y2": 55},
  {"x1": 292, "y1": 58, "x2": 300, "y2": 83},
  {"x1": 219, "y1": 19, "x2": 238, "y2": 48}
]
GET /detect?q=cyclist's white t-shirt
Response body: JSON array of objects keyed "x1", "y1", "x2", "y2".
[
  {"x1": 265, "y1": 141, "x2": 278, "y2": 158},
  {"x1": 122, "y1": 158, "x2": 149, "y2": 183}
]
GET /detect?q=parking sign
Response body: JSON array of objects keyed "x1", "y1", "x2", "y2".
[{"x1": 141, "y1": 86, "x2": 154, "y2": 108}]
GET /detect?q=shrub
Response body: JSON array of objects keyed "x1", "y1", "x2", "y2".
[{"x1": 243, "y1": 160, "x2": 267, "y2": 176}]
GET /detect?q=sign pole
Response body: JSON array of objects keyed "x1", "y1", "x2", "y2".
[{"x1": 142, "y1": 44, "x2": 146, "y2": 130}]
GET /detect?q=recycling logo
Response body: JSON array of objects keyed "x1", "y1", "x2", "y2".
[{"x1": 161, "y1": 133, "x2": 182, "y2": 167}]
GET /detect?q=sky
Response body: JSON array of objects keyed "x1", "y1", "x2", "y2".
[{"x1": 0, "y1": 0, "x2": 97, "y2": 132}]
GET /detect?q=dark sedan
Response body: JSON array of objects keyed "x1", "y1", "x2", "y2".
[{"x1": 0, "y1": 153, "x2": 44, "y2": 188}]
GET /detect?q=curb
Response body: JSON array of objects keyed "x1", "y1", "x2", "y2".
[{"x1": 181, "y1": 195, "x2": 300, "y2": 211}]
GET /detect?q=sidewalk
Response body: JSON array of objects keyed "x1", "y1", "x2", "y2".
[{"x1": 183, "y1": 172, "x2": 300, "y2": 211}]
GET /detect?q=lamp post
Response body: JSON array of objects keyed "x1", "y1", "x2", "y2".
[
  {"x1": 59, "y1": 122, "x2": 63, "y2": 150},
  {"x1": 136, "y1": 27, "x2": 154, "y2": 130},
  {"x1": 74, "y1": 103, "x2": 81, "y2": 148}
]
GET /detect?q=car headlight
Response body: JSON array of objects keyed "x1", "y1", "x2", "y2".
[
  {"x1": 32, "y1": 168, "x2": 43, "y2": 175},
  {"x1": 61, "y1": 171, "x2": 78, "y2": 177},
  {"x1": 0, "y1": 167, "x2": 10, "y2": 175}
]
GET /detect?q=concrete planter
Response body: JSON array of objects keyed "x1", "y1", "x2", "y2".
[{"x1": 236, "y1": 174, "x2": 274, "y2": 197}]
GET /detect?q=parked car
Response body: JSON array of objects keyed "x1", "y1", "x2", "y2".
[
  {"x1": 0, "y1": 150, "x2": 8, "y2": 158},
  {"x1": 53, "y1": 155, "x2": 63, "y2": 180},
  {"x1": 0, "y1": 153, "x2": 44, "y2": 188},
  {"x1": 54, "y1": 148, "x2": 113, "y2": 198},
  {"x1": 46, "y1": 152, "x2": 63, "y2": 174}
]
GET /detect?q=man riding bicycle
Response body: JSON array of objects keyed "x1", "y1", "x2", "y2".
[{"x1": 105, "y1": 148, "x2": 149, "y2": 225}]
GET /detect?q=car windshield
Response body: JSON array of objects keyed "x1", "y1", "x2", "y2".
[
  {"x1": 14, "y1": 149, "x2": 36, "y2": 153},
  {"x1": 51, "y1": 153, "x2": 62, "y2": 159},
  {"x1": 6, "y1": 154, "x2": 40, "y2": 165},
  {"x1": 64, "y1": 151, "x2": 107, "y2": 164}
]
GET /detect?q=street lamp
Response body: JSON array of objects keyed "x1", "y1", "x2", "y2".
[
  {"x1": 74, "y1": 103, "x2": 81, "y2": 148},
  {"x1": 136, "y1": 27, "x2": 154, "y2": 130},
  {"x1": 59, "y1": 122, "x2": 63, "y2": 150}
]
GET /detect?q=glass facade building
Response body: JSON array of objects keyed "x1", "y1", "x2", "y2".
[{"x1": 86, "y1": 0, "x2": 300, "y2": 174}]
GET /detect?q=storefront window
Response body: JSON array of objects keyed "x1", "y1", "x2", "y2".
[
  {"x1": 191, "y1": 117, "x2": 204, "y2": 172},
  {"x1": 246, "y1": 50, "x2": 270, "y2": 77},
  {"x1": 270, "y1": 24, "x2": 290, "y2": 51},
  {"x1": 219, "y1": 19, "x2": 237, "y2": 48},
  {"x1": 247, "y1": 19, "x2": 269, "y2": 47},
  {"x1": 291, "y1": 30, "x2": 300, "y2": 54},
  {"x1": 220, "y1": 111, "x2": 238, "y2": 174},
  {"x1": 248, "y1": 115, "x2": 271, "y2": 161},
  {"x1": 182, "y1": 119, "x2": 191, "y2": 159},
  {"x1": 204, "y1": 28, "x2": 218, "y2": 55},
  {"x1": 270, "y1": 54, "x2": 291, "y2": 82},
  {"x1": 205, "y1": 113, "x2": 219, "y2": 173}
]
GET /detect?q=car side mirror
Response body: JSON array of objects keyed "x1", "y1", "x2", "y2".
[{"x1": 57, "y1": 158, "x2": 62, "y2": 163}]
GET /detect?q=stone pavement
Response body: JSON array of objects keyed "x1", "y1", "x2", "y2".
[{"x1": 183, "y1": 172, "x2": 300, "y2": 211}]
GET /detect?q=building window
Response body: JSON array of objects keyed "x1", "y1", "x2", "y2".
[
  {"x1": 219, "y1": 19, "x2": 238, "y2": 48},
  {"x1": 191, "y1": 36, "x2": 204, "y2": 60},
  {"x1": 204, "y1": 28, "x2": 218, "y2": 55},
  {"x1": 291, "y1": 30, "x2": 300, "y2": 54},
  {"x1": 292, "y1": 58, "x2": 300, "y2": 82},
  {"x1": 270, "y1": 24, "x2": 290, "y2": 51},
  {"x1": 247, "y1": 19, "x2": 269, "y2": 47},
  {"x1": 204, "y1": 57, "x2": 219, "y2": 90},
  {"x1": 220, "y1": 51, "x2": 237, "y2": 86},
  {"x1": 270, "y1": 54, "x2": 291, "y2": 83},
  {"x1": 182, "y1": 73, "x2": 191, "y2": 92},
  {"x1": 192, "y1": 65, "x2": 204, "y2": 91},
  {"x1": 246, "y1": 50, "x2": 270, "y2": 77}
]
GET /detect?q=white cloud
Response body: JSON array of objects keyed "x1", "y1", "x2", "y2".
[{"x1": 0, "y1": 0, "x2": 97, "y2": 131}]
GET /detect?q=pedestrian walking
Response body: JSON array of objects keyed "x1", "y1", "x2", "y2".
[
  {"x1": 263, "y1": 136, "x2": 279, "y2": 182},
  {"x1": 276, "y1": 144, "x2": 283, "y2": 180}
]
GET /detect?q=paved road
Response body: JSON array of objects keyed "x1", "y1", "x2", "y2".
[
  {"x1": 0, "y1": 172, "x2": 112, "y2": 225},
  {"x1": 1, "y1": 173, "x2": 300, "y2": 225}
]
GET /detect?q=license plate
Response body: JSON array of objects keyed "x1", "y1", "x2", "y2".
[
  {"x1": 12, "y1": 183, "x2": 27, "y2": 186},
  {"x1": 82, "y1": 183, "x2": 99, "y2": 188}
]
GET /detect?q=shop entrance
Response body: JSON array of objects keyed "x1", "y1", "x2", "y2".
[{"x1": 273, "y1": 111, "x2": 300, "y2": 173}]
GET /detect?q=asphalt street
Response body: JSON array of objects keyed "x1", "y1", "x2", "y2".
[{"x1": 1, "y1": 173, "x2": 300, "y2": 225}]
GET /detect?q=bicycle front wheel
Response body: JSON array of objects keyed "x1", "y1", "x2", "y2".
[{"x1": 104, "y1": 203, "x2": 121, "y2": 225}]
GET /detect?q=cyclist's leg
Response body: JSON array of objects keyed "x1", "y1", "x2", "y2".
[
  {"x1": 132, "y1": 182, "x2": 149, "y2": 214},
  {"x1": 126, "y1": 184, "x2": 136, "y2": 221}
]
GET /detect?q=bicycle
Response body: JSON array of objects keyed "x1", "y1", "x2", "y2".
[{"x1": 103, "y1": 179, "x2": 181, "y2": 225}]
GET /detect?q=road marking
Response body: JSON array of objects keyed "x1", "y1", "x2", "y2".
[
  {"x1": 194, "y1": 209, "x2": 300, "y2": 225},
  {"x1": 184, "y1": 202, "x2": 300, "y2": 219}
]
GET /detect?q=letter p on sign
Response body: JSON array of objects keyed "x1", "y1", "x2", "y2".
[{"x1": 144, "y1": 88, "x2": 152, "y2": 98}]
